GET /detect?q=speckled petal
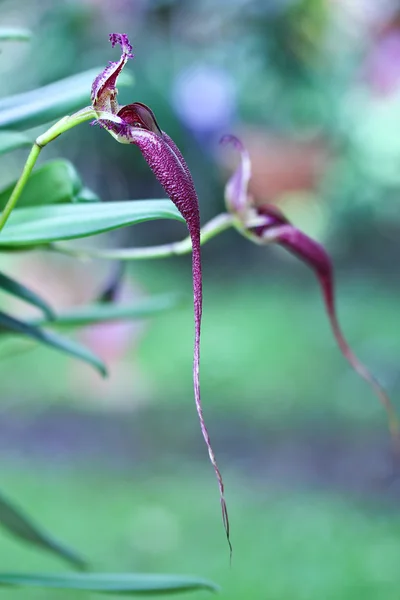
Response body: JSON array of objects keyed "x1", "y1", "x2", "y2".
[
  {"x1": 97, "y1": 104, "x2": 231, "y2": 553},
  {"x1": 91, "y1": 33, "x2": 133, "y2": 113},
  {"x1": 256, "y1": 205, "x2": 399, "y2": 449}
]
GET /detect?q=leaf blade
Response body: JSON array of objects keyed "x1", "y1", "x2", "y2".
[
  {"x1": 0, "y1": 271, "x2": 54, "y2": 319},
  {"x1": 0, "y1": 311, "x2": 106, "y2": 376},
  {"x1": 0, "y1": 131, "x2": 32, "y2": 156},
  {"x1": 0, "y1": 492, "x2": 87, "y2": 570},
  {"x1": 0, "y1": 69, "x2": 133, "y2": 131},
  {"x1": 33, "y1": 293, "x2": 182, "y2": 328},
  {"x1": 0, "y1": 200, "x2": 184, "y2": 246},
  {"x1": 0, "y1": 28, "x2": 31, "y2": 42},
  {"x1": 0, "y1": 160, "x2": 83, "y2": 210},
  {"x1": 0, "y1": 572, "x2": 217, "y2": 594}
]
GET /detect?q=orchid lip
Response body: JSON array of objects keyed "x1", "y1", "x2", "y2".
[{"x1": 117, "y1": 102, "x2": 162, "y2": 135}]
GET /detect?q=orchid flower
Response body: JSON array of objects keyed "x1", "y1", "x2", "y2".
[
  {"x1": 91, "y1": 34, "x2": 230, "y2": 550},
  {"x1": 222, "y1": 134, "x2": 399, "y2": 451}
]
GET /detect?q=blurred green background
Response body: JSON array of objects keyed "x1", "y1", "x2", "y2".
[{"x1": 1, "y1": 0, "x2": 400, "y2": 597}]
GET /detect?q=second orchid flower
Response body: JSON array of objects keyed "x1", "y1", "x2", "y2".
[{"x1": 222, "y1": 134, "x2": 399, "y2": 451}]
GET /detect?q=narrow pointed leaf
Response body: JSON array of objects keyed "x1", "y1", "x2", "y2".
[
  {"x1": 0, "y1": 311, "x2": 106, "y2": 376},
  {"x1": 0, "y1": 69, "x2": 133, "y2": 131},
  {"x1": 0, "y1": 131, "x2": 32, "y2": 156},
  {"x1": 32, "y1": 293, "x2": 182, "y2": 328},
  {"x1": 0, "y1": 160, "x2": 82, "y2": 211},
  {"x1": 0, "y1": 200, "x2": 183, "y2": 247},
  {"x1": 0, "y1": 491, "x2": 87, "y2": 570},
  {"x1": 0, "y1": 28, "x2": 31, "y2": 41},
  {"x1": 0, "y1": 572, "x2": 217, "y2": 594},
  {"x1": 0, "y1": 271, "x2": 54, "y2": 319}
]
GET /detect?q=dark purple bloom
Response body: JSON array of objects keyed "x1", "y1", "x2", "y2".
[
  {"x1": 92, "y1": 34, "x2": 230, "y2": 551},
  {"x1": 222, "y1": 135, "x2": 399, "y2": 447}
]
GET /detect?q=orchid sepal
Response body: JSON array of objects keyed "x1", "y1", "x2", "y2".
[
  {"x1": 91, "y1": 33, "x2": 133, "y2": 113},
  {"x1": 222, "y1": 134, "x2": 400, "y2": 452}
]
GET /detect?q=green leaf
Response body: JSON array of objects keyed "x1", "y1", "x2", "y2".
[
  {"x1": 0, "y1": 200, "x2": 184, "y2": 247},
  {"x1": 0, "y1": 311, "x2": 106, "y2": 376},
  {"x1": 0, "y1": 131, "x2": 32, "y2": 156},
  {"x1": 0, "y1": 271, "x2": 54, "y2": 319},
  {"x1": 0, "y1": 491, "x2": 87, "y2": 570},
  {"x1": 0, "y1": 573, "x2": 217, "y2": 594},
  {"x1": 0, "y1": 68, "x2": 133, "y2": 131},
  {"x1": 0, "y1": 160, "x2": 82, "y2": 211},
  {"x1": 0, "y1": 28, "x2": 31, "y2": 42},
  {"x1": 33, "y1": 293, "x2": 182, "y2": 328},
  {"x1": 74, "y1": 187, "x2": 100, "y2": 203}
]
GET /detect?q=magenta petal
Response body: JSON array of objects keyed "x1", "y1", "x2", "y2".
[
  {"x1": 102, "y1": 106, "x2": 231, "y2": 551},
  {"x1": 145, "y1": 133, "x2": 231, "y2": 551},
  {"x1": 220, "y1": 134, "x2": 251, "y2": 213},
  {"x1": 260, "y1": 217, "x2": 399, "y2": 447}
]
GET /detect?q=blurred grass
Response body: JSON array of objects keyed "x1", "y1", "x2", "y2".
[
  {"x1": 1, "y1": 266, "x2": 399, "y2": 428},
  {"x1": 2, "y1": 462, "x2": 400, "y2": 599},
  {"x1": 138, "y1": 263, "x2": 400, "y2": 427}
]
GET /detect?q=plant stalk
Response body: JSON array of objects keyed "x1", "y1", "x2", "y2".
[
  {"x1": 51, "y1": 213, "x2": 235, "y2": 261},
  {"x1": 0, "y1": 107, "x2": 96, "y2": 233}
]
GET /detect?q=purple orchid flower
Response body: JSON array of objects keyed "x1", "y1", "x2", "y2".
[
  {"x1": 222, "y1": 134, "x2": 399, "y2": 449},
  {"x1": 92, "y1": 34, "x2": 230, "y2": 551}
]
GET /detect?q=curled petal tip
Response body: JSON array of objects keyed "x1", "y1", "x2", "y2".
[
  {"x1": 91, "y1": 33, "x2": 133, "y2": 112},
  {"x1": 222, "y1": 134, "x2": 251, "y2": 213},
  {"x1": 220, "y1": 134, "x2": 245, "y2": 153},
  {"x1": 109, "y1": 32, "x2": 134, "y2": 58}
]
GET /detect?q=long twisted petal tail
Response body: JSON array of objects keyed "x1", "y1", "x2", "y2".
[
  {"x1": 103, "y1": 104, "x2": 231, "y2": 553},
  {"x1": 258, "y1": 212, "x2": 400, "y2": 452}
]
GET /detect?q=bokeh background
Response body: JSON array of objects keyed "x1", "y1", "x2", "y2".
[{"x1": 1, "y1": 0, "x2": 400, "y2": 598}]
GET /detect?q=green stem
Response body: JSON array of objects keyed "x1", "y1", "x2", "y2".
[
  {"x1": 0, "y1": 143, "x2": 41, "y2": 232},
  {"x1": 52, "y1": 212, "x2": 235, "y2": 261},
  {"x1": 35, "y1": 107, "x2": 96, "y2": 147},
  {"x1": 0, "y1": 107, "x2": 96, "y2": 234}
]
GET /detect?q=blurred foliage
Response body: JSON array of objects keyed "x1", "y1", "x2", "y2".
[
  {"x1": 0, "y1": 0, "x2": 396, "y2": 257},
  {"x1": 2, "y1": 463, "x2": 400, "y2": 600},
  {"x1": 0, "y1": 0, "x2": 399, "y2": 597},
  {"x1": 0, "y1": 7, "x2": 209, "y2": 591}
]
